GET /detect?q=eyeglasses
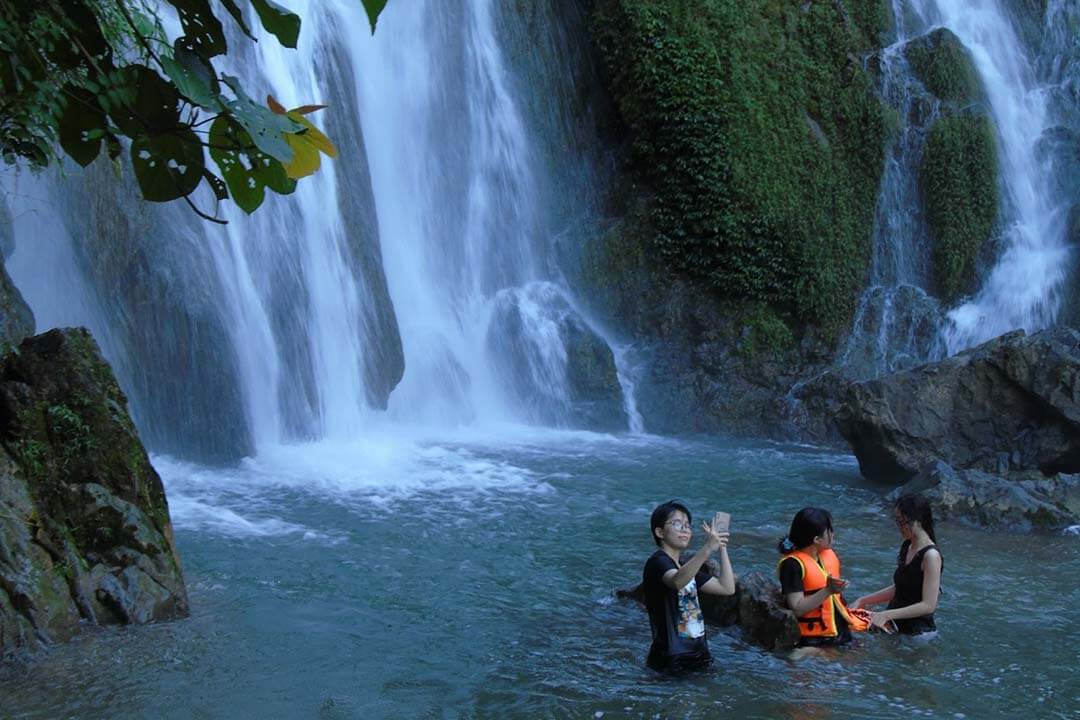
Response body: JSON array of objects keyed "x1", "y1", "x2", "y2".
[
  {"x1": 894, "y1": 515, "x2": 909, "y2": 527},
  {"x1": 666, "y1": 520, "x2": 693, "y2": 532}
]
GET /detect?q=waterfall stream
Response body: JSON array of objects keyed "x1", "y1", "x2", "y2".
[
  {"x1": 4, "y1": 0, "x2": 635, "y2": 463},
  {"x1": 840, "y1": 0, "x2": 1076, "y2": 378}
]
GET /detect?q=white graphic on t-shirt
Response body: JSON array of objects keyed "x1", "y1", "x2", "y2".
[{"x1": 677, "y1": 578, "x2": 705, "y2": 639}]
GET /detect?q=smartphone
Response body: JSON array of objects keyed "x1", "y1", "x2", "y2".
[{"x1": 713, "y1": 511, "x2": 731, "y2": 533}]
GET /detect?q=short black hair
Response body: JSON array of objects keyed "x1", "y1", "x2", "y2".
[{"x1": 650, "y1": 500, "x2": 691, "y2": 546}]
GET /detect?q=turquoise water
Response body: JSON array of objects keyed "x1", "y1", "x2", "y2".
[{"x1": 2, "y1": 431, "x2": 1078, "y2": 719}]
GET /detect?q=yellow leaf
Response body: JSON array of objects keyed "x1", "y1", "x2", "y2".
[{"x1": 282, "y1": 111, "x2": 338, "y2": 179}]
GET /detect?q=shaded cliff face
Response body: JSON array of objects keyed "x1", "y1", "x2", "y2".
[
  {"x1": 573, "y1": 0, "x2": 890, "y2": 438},
  {"x1": 0, "y1": 329, "x2": 188, "y2": 662},
  {"x1": 57, "y1": 161, "x2": 255, "y2": 464}
]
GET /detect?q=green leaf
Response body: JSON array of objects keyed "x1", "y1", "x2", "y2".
[
  {"x1": 167, "y1": 0, "x2": 227, "y2": 58},
  {"x1": 130, "y1": 127, "x2": 206, "y2": 202},
  {"x1": 362, "y1": 0, "x2": 389, "y2": 33},
  {"x1": 250, "y1": 0, "x2": 301, "y2": 48},
  {"x1": 161, "y1": 41, "x2": 220, "y2": 108},
  {"x1": 220, "y1": 75, "x2": 299, "y2": 162},
  {"x1": 58, "y1": 87, "x2": 106, "y2": 167},
  {"x1": 208, "y1": 116, "x2": 295, "y2": 213},
  {"x1": 100, "y1": 65, "x2": 179, "y2": 137}
]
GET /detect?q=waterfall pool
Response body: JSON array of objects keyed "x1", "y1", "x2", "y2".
[{"x1": 1, "y1": 431, "x2": 1076, "y2": 719}]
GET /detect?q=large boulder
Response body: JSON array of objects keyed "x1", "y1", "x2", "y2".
[
  {"x1": 486, "y1": 282, "x2": 628, "y2": 431},
  {"x1": 889, "y1": 461, "x2": 1080, "y2": 532},
  {"x1": 835, "y1": 326, "x2": 1080, "y2": 482},
  {"x1": 0, "y1": 328, "x2": 188, "y2": 662},
  {"x1": 616, "y1": 561, "x2": 799, "y2": 652}
]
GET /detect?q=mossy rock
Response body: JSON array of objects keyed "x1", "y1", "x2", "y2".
[
  {"x1": 904, "y1": 28, "x2": 984, "y2": 107},
  {"x1": 0, "y1": 328, "x2": 188, "y2": 660},
  {"x1": 920, "y1": 112, "x2": 1000, "y2": 301},
  {"x1": 590, "y1": 0, "x2": 889, "y2": 336}
]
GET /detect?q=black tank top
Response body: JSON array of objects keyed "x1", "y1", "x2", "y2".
[{"x1": 886, "y1": 540, "x2": 941, "y2": 634}]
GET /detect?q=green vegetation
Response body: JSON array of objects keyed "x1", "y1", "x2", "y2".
[
  {"x1": 591, "y1": 0, "x2": 889, "y2": 335},
  {"x1": 904, "y1": 28, "x2": 983, "y2": 106},
  {"x1": 920, "y1": 113, "x2": 999, "y2": 300},
  {"x1": 738, "y1": 304, "x2": 795, "y2": 360},
  {"x1": 0, "y1": 0, "x2": 388, "y2": 220}
]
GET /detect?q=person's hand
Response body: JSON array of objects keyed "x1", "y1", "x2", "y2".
[
  {"x1": 701, "y1": 514, "x2": 730, "y2": 553},
  {"x1": 825, "y1": 575, "x2": 848, "y2": 595},
  {"x1": 869, "y1": 611, "x2": 897, "y2": 634}
]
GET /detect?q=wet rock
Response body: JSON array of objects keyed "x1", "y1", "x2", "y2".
[
  {"x1": 836, "y1": 326, "x2": 1080, "y2": 482},
  {"x1": 0, "y1": 200, "x2": 33, "y2": 348},
  {"x1": 616, "y1": 561, "x2": 799, "y2": 652},
  {"x1": 321, "y1": 33, "x2": 404, "y2": 409},
  {"x1": 0, "y1": 328, "x2": 188, "y2": 662},
  {"x1": 903, "y1": 28, "x2": 984, "y2": 107},
  {"x1": 487, "y1": 282, "x2": 627, "y2": 431},
  {"x1": 59, "y1": 160, "x2": 252, "y2": 463},
  {"x1": 889, "y1": 461, "x2": 1080, "y2": 532}
]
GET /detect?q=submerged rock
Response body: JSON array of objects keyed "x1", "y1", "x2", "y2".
[
  {"x1": 836, "y1": 326, "x2": 1080, "y2": 482},
  {"x1": 0, "y1": 328, "x2": 188, "y2": 662},
  {"x1": 616, "y1": 561, "x2": 799, "y2": 652},
  {"x1": 889, "y1": 461, "x2": 1080, "y2": 532}
]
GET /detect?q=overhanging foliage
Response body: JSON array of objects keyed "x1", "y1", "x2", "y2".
[{"x1": 0, "y1": 0, "x2": 388, "y2": 221}]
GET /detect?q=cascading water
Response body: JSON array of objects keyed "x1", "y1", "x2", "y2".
[
  {"x1": 918, "y1": 0, "x2": 1073, "y2": 352},
  {"x1": 4, "y1": 0, "x2": 636, "y2": 466},
  {"x1": 838, "y1": 9, "x2": 948, "y2": 379},
  {"x1": 349, "y1": 0, "x2": 631, "y2": 431},
  {"x1": 839, "y1": 0, "x2": 1076, "y2": 378}
]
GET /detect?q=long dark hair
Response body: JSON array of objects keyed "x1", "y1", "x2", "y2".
[
  {"x1": 895, "y1": 494, "x2": 936, "y2": 543},
  {"x1": 777, "y1": 507, "x2": 833, "y2": 554}
]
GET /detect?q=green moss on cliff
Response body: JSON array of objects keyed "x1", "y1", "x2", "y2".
[
  {"x1": 904, "y1": 28, "x2": 983, "y2": 106},
  {"x1": 920, "y1": 113, "x2": 1000, "y2": 300},
  {"x1": 591, "y1": 0, "x2": 889, "y2": 335}
]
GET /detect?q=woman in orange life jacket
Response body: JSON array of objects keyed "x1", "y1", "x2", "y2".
[
  {"x1": 777, "y1": 507, "x2": 870, "y2": 647},
  {"x1": 852, "y1": 494, "x2": 942, "y2": 635}
]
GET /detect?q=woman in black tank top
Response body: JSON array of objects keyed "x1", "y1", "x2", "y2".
[{"x1": 852, "y1": 495, "x2": 942, "y2": 635}]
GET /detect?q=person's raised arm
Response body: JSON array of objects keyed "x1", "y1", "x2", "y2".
[
  {"x1": 663, "y1": 515, "x2": 729, "y2": 592},
  {"x1": 699, "y1": 513, "x2": 736, "y2": 596}
]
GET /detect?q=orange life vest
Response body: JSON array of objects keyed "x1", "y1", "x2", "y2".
[{"x1": 778, "y1": 547, "x2": 870, "y2": 638}]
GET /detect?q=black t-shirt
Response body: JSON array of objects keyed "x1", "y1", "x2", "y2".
[
  {"x1": 643, "y1": 550, "x2": 712, "y2": 671},
  {"x1": 778, "y1": 556, "x2": 851, "y2": 646}
]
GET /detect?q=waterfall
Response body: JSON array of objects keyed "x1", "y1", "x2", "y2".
[
  {"x1": 912, "y1": 0, "x2": 1072, "y2": 351},
  {"x1": 4, "y1": 0, "x2": 634, "y2": 463},
  {"x1": 841, "y1": 0, "x2": 1075, "y2": 378},
  {"x1": 839, "y1": 29, "x2": 948, "y2": 378}
]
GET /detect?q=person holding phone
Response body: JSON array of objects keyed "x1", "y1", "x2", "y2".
[
  {"x1": 777, "y1": 507, "x2": 870, "y2": 647},
  {"x1": 642, "y1": 501, "x2": 736, "y2": 672},
  {"x1": 851, "y1": 494, "x2": 942, "y2": 635}
]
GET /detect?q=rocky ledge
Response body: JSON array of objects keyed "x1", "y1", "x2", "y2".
[
  {"x1": 836, "y1": 326, "x2": 1080, "y2": 531},
  {"x1": 0, "y1": 328, "x2": 188, "y2": 662}
]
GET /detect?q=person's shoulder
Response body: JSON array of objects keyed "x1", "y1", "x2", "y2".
[
  {"x1": 644, "y1": 550, "x2": 676, "y2": 575},
  {"x1": 778, "y1": 555, "x2": 802, "y2": 576}
]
